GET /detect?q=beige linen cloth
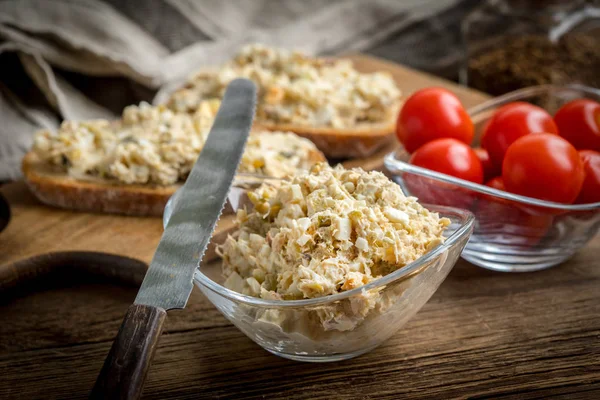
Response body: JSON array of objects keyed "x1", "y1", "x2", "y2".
[{"x1": 0, "y1": 0, "x2": 464, "y2": 180}]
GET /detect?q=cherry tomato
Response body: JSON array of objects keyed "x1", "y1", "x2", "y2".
[
  {"x1": 480, "y1": 176, "x2": 508, "y2": 205},
  {"x1": 477, "y1": 177, "x2": 552, "y2": 247},
  {"x1": 475, "y1": 198, "x2": 553, "y2": 247},
  {"x1": 576, "y1": 150, "x2": 600, "y2": 204},
  {"x1": 403, "y1": 174, "x2": 475, "y2": 209},
  {"x1": 396, "y1": 87, "x2": 474, "y2": 153},
  {"x1": 481, "y1": 102, "x2": 558, "y2": 168},
  {"x1": 474, "y1": 147, "x2": 499, "y2": 181},
  {"x1": 410, "y1": 138, "x2": 484, "y2": 184},
  {"x1": 502, "y1": 133, "x2": 584, "y2": 204},
  {"x1": 554, "y1": 99, "x2": 600, "y2": 151},
  {"x1": 480, "y1": 176, "x2": 512, "y2": 206},
  {"x1": 485, "y1": 176, "x2": 505, "y2": 191}
]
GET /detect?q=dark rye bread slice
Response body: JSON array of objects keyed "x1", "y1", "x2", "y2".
[
  {"x1": 22, "y1": 147, "x2": 326, "y2": 217},
  {"x1": 254, "y1": 104, "x2": 401, "y2": 159},
  {"x1": 22, "y1": 152, "x2": 178, "y2": 216}
]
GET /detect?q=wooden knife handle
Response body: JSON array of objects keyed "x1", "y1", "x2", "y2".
[{"x1": 90, "y1": 304, "x2": 167, "y2": 400}]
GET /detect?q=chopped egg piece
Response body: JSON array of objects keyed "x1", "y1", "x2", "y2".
[
  {"x1": 384, "y1": 207, "x2": 410, "y2": 224},
  {"x1": 355, "y1": 237, "x2": 369, "y2": 252},
  {"x1": 334, "y1": 217, "x2": 352, "y2": 241},
  {"x1": 297, "y1": 217, "x2": 311, "y2": 232}
]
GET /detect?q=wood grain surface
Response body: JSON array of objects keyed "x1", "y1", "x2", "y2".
[{"x1": 1, "y1": 55, "x2": 599, "y2": 400}]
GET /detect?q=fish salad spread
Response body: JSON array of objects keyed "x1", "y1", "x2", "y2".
[
  {"x1": 32, "y1": 101, "x2": 322, "y2": 185},
  {"x1": 219, "y1": 163, "x2": 450, "y2": 332},
  {"x1": 166, "y1": 44, "x2": 402, "y2": 129}
]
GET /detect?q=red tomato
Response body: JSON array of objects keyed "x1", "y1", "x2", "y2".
[
  {"x1": 554, "y1": 99, "x2": 600, "y2": 151},
  {"x1": 576, "y1": 150, "x2": 600, "y2": 204},
  {"x1": 480, "y1": 176, "x2": 513, "y2": 207},
  {"x1": 485, "y1": 176, "x2": 505, "y2": 191},
  {"x1": 410, "y1": 138, "x2": 484, "y2": 184},
  {"x1": 502, "y1": 133, "x2": 584, "y2": 204},
  {"x1": 481, "y1": 102, "x2": 558, "y2": 168},
  {"x1": 403, "y1": 174, "x2": 475, "y2": 209},
  {"x1": 474, "y1": 147, "x2": 499, "y2": 181},
  {"x1": 477, "y1": 177, "x2": 552, "y2": 247},
  {"x1": 475, "y1": 198, "x2": 553, "y2": 248},
  {"x1": 396, "y1": 87, "x2": 474, "y2": 153}
]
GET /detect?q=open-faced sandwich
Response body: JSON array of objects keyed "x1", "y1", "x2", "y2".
[
  {"x1": 23, "y1": 101, "x2": 325, "y2": 216},
  {"x1": 165, "y1": 44, "x2": 402, "y2": 158}
]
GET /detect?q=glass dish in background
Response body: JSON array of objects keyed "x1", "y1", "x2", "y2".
[
  {"x1": 385, "y1": 85, "x2": 600, "y2": 273},
  {"x1": 461, "y1": 0, "x2": 600, "y2": 95},
  {"x1": 164, "y1": 186, "x2": 474, "y2": 362}
]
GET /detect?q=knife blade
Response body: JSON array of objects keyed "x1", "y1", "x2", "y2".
[
  {"x1": 136, "y1": 79, "x2": 256, "y2": 311},
  {"x1": 90, "y1": 78, "x2": 257, "y2": 400}
]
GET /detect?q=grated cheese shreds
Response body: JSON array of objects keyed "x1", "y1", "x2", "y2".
[
  {"x1": 219, "y1": 163, "x2": 450, "y2": 301},
  {"x1": 166, "y1": 44, "x2": 402, "y2": 129},
  {"x1": 32, "y1": 101, "x2": 321, "y2": 185}
]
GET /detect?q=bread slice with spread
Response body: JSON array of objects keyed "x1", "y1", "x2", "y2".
[
  {"x1": 23, "y1": 101, "x2": 325, "y2": 216},
  {"x1": 164, "y1": 44, "x2": 402, "y2": 158}
]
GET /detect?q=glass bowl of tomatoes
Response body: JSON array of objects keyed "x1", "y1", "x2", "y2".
[{"x1": 385, "y1": 84, "x2": 600, "y2": 272}]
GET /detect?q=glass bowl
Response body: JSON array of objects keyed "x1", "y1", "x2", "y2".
[
  {"x1": 164, "y1": 185, "x2": 474, "y2": 362},
  {"x1": 384, "y1": 84, "x2": 600, "y2": 272}
]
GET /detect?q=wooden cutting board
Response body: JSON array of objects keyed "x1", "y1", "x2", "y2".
[
  {"x1": 1, "y1": 55, "x2": 599, "y2": 400},
  {"x1": 0, "y1": 54, "x2": 489, "y2": 272}
]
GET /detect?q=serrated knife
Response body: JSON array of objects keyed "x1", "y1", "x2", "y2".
[{"x1": 90, "y1": 79, "x2": 257, "y2": 400}]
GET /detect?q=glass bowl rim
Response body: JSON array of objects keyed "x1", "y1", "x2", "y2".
[
  {"x1": 385, "y1": 83, "x2": 600, "y2": 211},
  {"x1": 467, "y1": 83, "x2": 600, "y2": 116},
  {"x1": 385, "y1": 152, "x2": 600, "y2": 211},
  {"x1": 192, "y1": 204, "x2": 474, "y2": 308}
]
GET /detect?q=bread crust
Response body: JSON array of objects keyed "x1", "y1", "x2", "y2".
[
  {"x1": 254, "y1": 108, "x2": 399, "y2": 159},
  {"x1": 22, "y1": 152, "x2": 179, "y2": 216},
  {"x1": 22, "y1": 148, "x2": 326, "y2": 216}
]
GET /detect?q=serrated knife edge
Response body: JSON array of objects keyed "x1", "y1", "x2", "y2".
[{"x1": 135, "y1": 78, "x2": 257, "y2": 310}]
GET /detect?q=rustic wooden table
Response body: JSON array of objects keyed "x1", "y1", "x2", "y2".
[{"x1": 1, "y1": 55, "x2": 599, "y2": 400}]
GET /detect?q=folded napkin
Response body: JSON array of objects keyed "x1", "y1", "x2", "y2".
[{"x1": 0, "y1": 0, "x2": 474, "y2": 181}]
